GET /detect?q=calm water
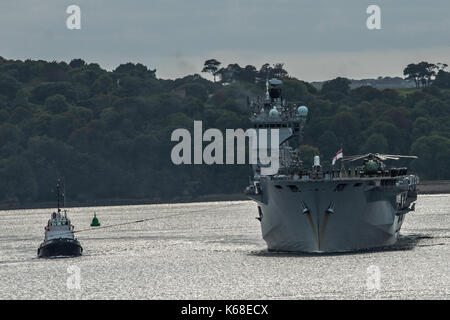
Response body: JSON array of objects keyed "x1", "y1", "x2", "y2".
[{"x1": 0, "y1": 195, "x2": 448, "y2": 299}]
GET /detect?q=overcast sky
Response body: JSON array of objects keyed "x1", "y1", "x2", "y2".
[{"x1": 1, "y1": 0, "x2": 449, "y2": 81}]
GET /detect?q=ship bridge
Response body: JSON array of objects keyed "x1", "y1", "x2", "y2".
[{"x1": 249, "y1": 78, "x2": 308, "y2": 147}]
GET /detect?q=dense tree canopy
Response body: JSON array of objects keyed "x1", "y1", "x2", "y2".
[{"x1": 0, "y1": 57, "x2": 449, "y2": 206}]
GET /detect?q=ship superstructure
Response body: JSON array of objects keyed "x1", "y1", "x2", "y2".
[{"x1": 245, "y1": 79, "x2": 419, "y2": 252}]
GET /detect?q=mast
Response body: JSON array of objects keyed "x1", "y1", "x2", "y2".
[
  {"x1": 56, "y1": 180, "x2": 61, "y2": 213},
  {"x1": 63, "y1": 177, "x2": 66, "y2": 209}
]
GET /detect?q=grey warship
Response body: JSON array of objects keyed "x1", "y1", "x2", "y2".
[{"x1": 245, "y1": 79, "x2": 419, "y2": 252}]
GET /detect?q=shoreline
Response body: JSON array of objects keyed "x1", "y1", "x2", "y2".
[
  {"x1": 1, "y1": 181, "x2": 449, "y2": 211},
  {"x1": 0, "y1": 193, "x2": 248, "y2": 211},
  {"x1": 417, "y1": 180, "x2": 450, "y2": 195}
]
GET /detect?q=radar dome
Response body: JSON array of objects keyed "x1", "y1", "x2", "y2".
[
  {"x1": 297, "y1": 105, "x2": 308, "y2": 117},
  {"x1": 269, "y1": 108, "x2": 279, "y2": 117}
]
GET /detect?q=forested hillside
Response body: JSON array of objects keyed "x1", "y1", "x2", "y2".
[{"x1": 0, "y1": 57, "x2": 449, "y2": 206}]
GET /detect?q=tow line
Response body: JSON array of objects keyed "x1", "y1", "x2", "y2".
[{"x1": 73, "y1": 202, "x2": 243, "y2": 234}]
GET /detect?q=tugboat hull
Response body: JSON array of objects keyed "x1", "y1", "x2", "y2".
[{"x1": 38, "y1": 238, "x2": 83, "y2": 258}]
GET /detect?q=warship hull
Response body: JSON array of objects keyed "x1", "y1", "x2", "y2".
[
  {"x1": 248, "y1": 177, "x2": 417, "y2": 253},
  {"x1": 38, "y1": 238, "x2": 83, "y2": 258}
]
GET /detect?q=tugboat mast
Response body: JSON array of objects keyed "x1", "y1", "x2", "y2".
[
  {"x1": 56, "y1": 180, "x2": 61, "y2": 213},
  {"x1": 56, "y1": 179, "x2": 65, "y2": 214}
]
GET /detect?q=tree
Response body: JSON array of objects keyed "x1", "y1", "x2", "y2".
[
  {"x1": 417, "y1": 61, "x2": 437, "y2": 86},
  {"x1": 351, "y1": 85, "x2": 382, "y2": 102},
  {"x1": 333, "y1": 111, "x2": 360, "y2": 137},
  {"x1": 256, "y1": 63, "x2": 288, "y2": 83},
  {"x1": 0, "y1": 74, "x2": 22, "y2": 98},
  {"x1": 0, "y1": 156, "x2": 38, "y2": 202},
  {"x1": 361, "y1": 133, "x2": 389, "y2": 154},
  {"x1": 69, "y1": 59, "x2": 86, "y2": 69},
  {"x1": 321, "y1": 77, "x2": 351, "y2": 94},
  {"x1": 92, "y1": 74, "x2": 113, "y2": 94},
  {"x1": 42, "y1": 61, "x2": 69, "y2": 82},
  {"x1": 10, "y1": 106, "x2": 31, "y2": 124},
  {"x1": 436, "y1": 62, "x2": 448, "y2": 71},
  {"x1": 412, "y1": 117, "x2": 433, "y2": 139},
  {"x1": 257, "y1": 63, "x2": 272, "y2": 82},
  {"x1": 317, "y1": 130, "x2": 339, "y2": 161},
  {"x1": 114, "y1": 63, "x2": 156, "y2": 79},
  {"x1": 272, "y1": 63, "x2": 288, "y2": 78},
  {"x1": 281, "y1": 78, "x2": 309, "y2": 102},
  {"x1": 410, "y1": 135, "x2": 450, "y2": 180},
  {"x1": 13, "y1": 88, "x2": 31, "y2": 107},
  {"x1": 217, "y1": 63, "x2": 242, "y2": 84},
  {"x1": 403, "y1": 61, "x2": 440, "y2": 87},
  {"x1": 238, "y1": 65, "x2": 257, "y2": 83},
  {"x1": 31, "y1": 82, "x2": 78, "y2": 104},
  {"x1": 201, "y1": 59, "x2": 221, "y2": 82},
  {"x1": 433, "y1": 70, "x2": 450, "y2": 89},
  {"x1": 115, "y1": 76, "x2": 142, "y2": 96},
  {"x1": 45, "y1": 94, "x2": 69, "y2": 114},
  {"x1": 403, "y1": 63, "x2": 421, "y2": 87}
]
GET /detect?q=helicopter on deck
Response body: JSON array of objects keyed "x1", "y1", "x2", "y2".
[{"x1": 343, "y1": 153, "x2": 418, "y2": 175}]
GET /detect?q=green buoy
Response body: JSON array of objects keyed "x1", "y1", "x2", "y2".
[{"x1": 90, "y1": 213, "x2": 100, "y2": 227}]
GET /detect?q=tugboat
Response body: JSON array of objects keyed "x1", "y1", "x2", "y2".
[{"x1": 37, "y1": 181, "x2": 83, "y2": 258}]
